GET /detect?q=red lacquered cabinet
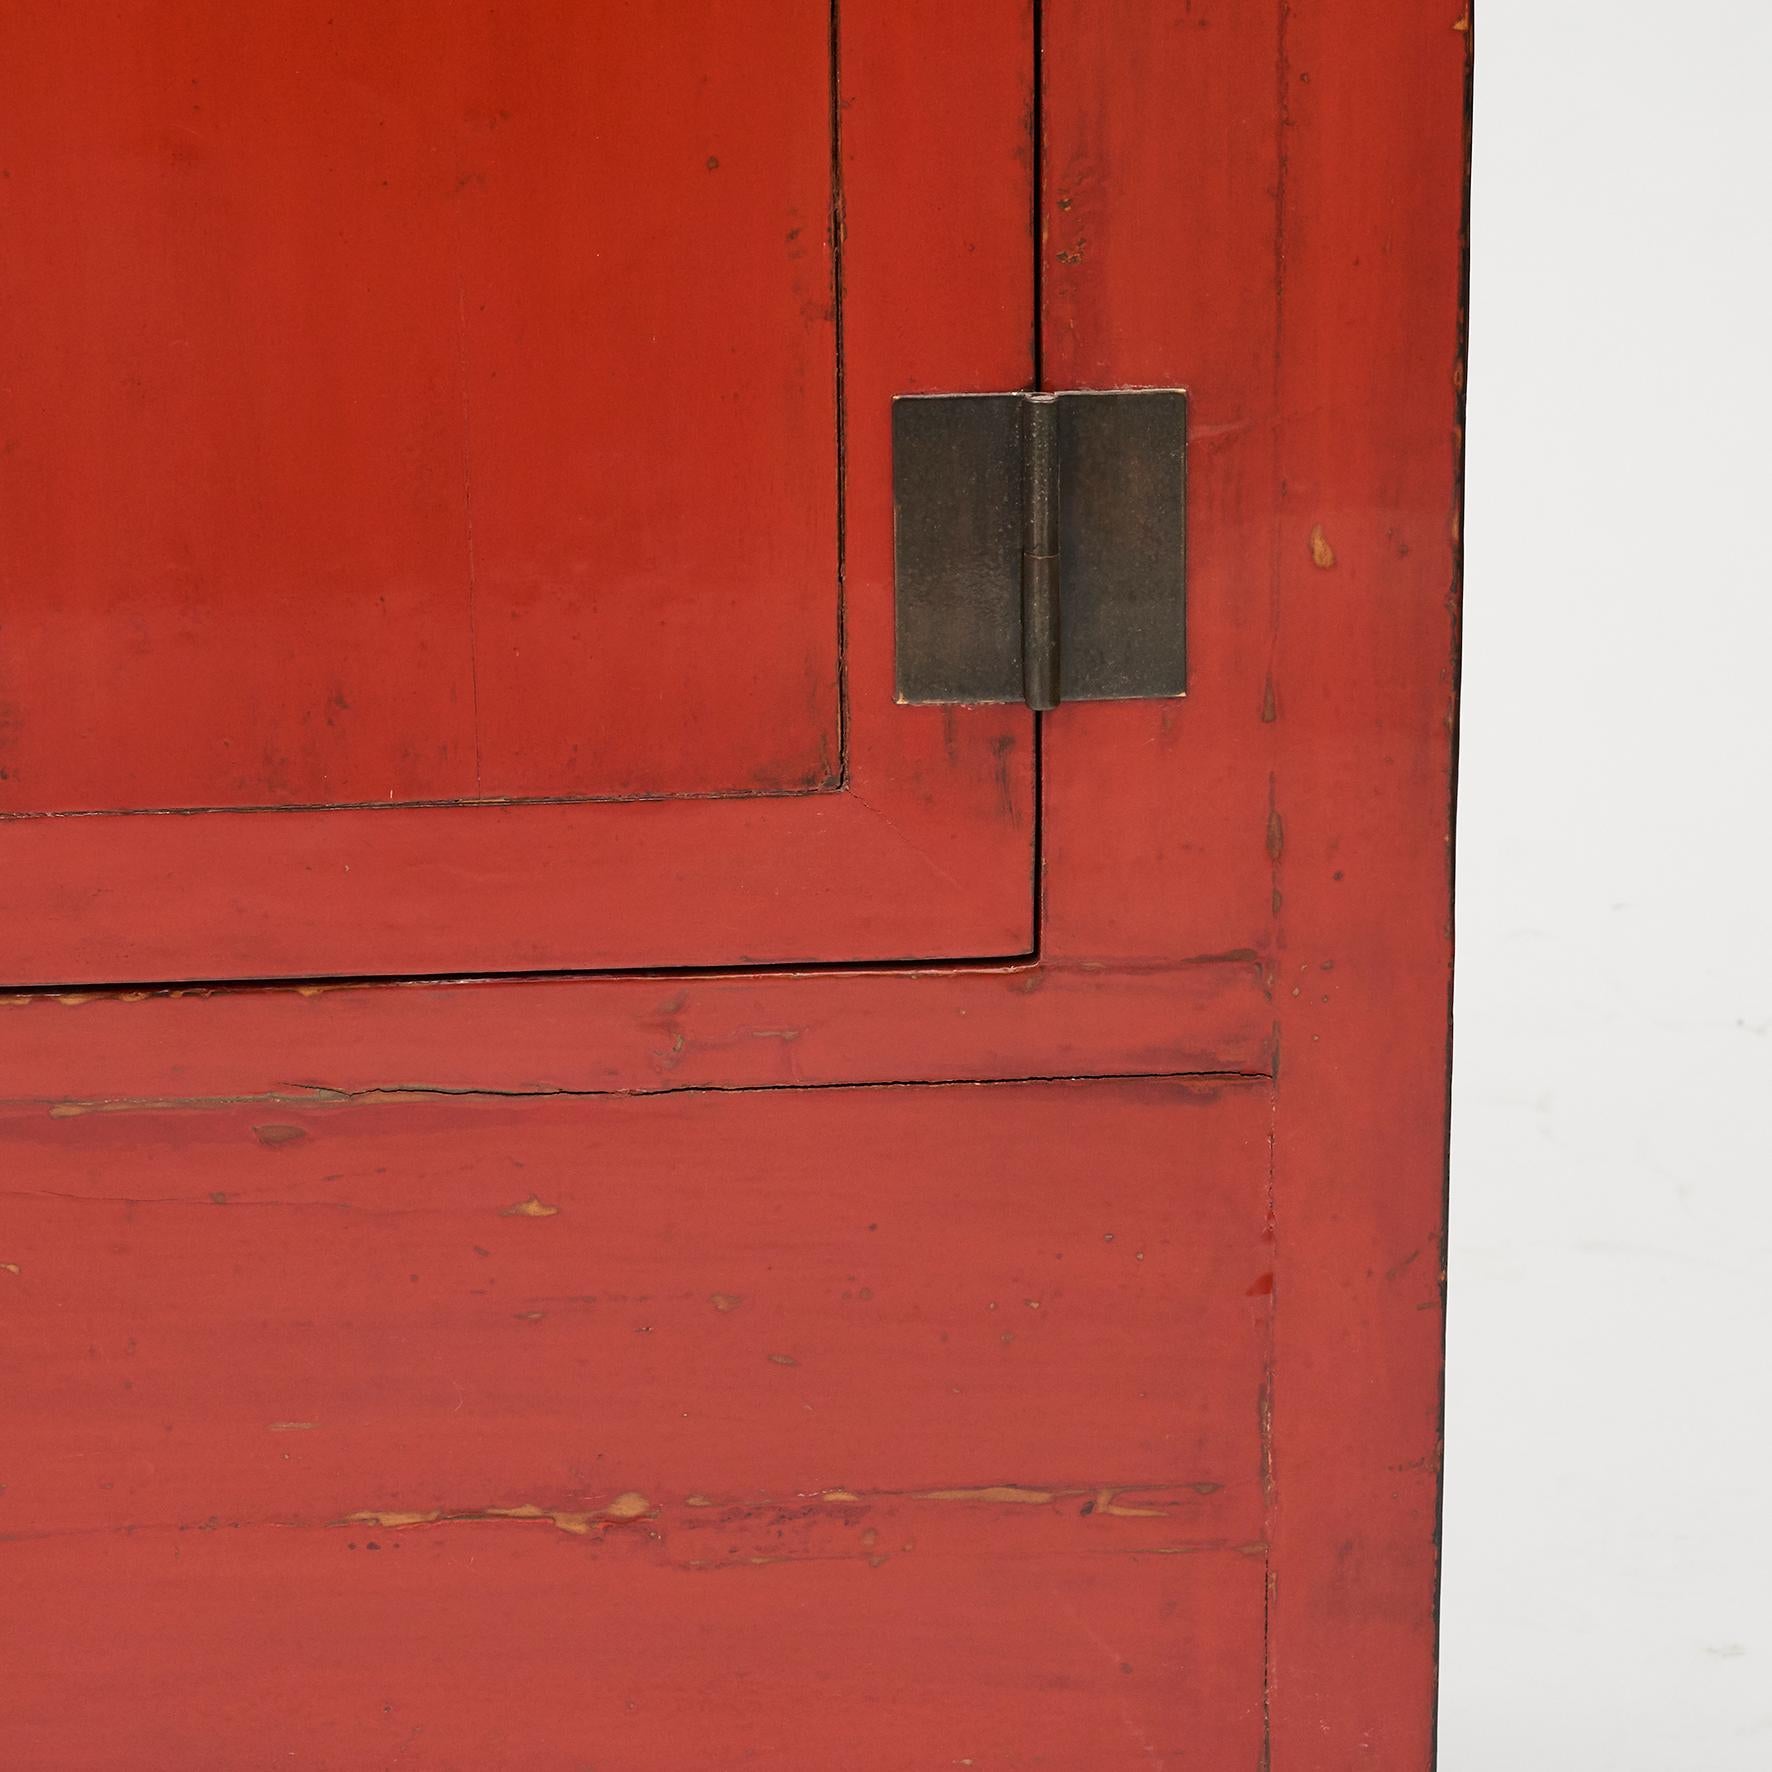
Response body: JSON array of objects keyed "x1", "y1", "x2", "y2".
[{"x1": 0, "y1": 3, "x2": 1467, "y2": 1766}]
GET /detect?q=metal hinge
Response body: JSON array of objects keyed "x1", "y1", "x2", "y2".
[{"x1": 892, "y1": 388, "x2": 1187, "y2": 709}]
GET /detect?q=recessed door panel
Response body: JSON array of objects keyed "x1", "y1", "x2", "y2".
[
  {"x1": 0, "y1": 0, "x2": 1036, "y2": 983},
  {"x1": 0, "y1": 1, "x2": 836, "y2": 815}
]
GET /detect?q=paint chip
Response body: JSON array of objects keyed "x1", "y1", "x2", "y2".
[
  {"x1": 1308, "y1": 523, "x2": 1337, "y2": 568},
  {"x1": 501, "y1": 1194, "x2": 560, "y2": 1218},
  {"x1": 341, "y1": 1493, "x2": 654, "y2": 1537},
  {"x1": 253, "y1": 1124, "x2": 306, "y2": 1147},
  {"x1": 915, "y1": 1484, "x2": 1059, "y2": 1506},
  {"x1": 709, "y1": 1292, "x2": 743, "y2": 1312},
  {"x1": 600, "y1": 1491, "x2": 654, "y2": 1522},
  {"x1": 1091, "y1": 1487, "x2": 1168, "y2": 1518}
]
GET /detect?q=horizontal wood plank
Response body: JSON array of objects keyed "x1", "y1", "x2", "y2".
[{"x1": 1, "y1": 1078, "x2": 1271, "y2": 1767}]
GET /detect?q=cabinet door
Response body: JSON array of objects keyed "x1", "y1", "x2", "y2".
[{"x1": 0, "y1": 1, "x2": 1035, "y2": 984}]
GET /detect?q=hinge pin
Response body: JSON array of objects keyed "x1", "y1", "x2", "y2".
[{"x1": 1019, "y1": 393, "x2": 1061, "y2": 712}]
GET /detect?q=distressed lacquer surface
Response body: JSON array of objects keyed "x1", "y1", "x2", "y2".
[
  {"x1": 0, "y1": 1080, "x2": 1271, "y2": 1769},
  {"x1": 0, "y1": 0, "x2": 1466, "y2": 1764},
  {"x1": 0, "y1": 0, "x2": 1036, "y2": 982},
  {"x1": 1040, "y1": 1, "x2": 1466, "y2": 1763}
]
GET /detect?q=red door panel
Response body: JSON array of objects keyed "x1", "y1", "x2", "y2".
[
  {"x1": 1, "y1": 1078, "x2": 1272, "y2": 1768},
  {"x1": 2, "y1": 2, "x2": 839, "y2": 814},
  {"x1": 0, "y1": 0, "x2": 1035, "y2": 984}
]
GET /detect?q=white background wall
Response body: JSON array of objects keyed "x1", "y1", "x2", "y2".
[{"x1": 1441, "y1": 2, "x2": 1772, "y2": 1764}]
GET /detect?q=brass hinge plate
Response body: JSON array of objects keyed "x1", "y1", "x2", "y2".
[{"x1": 892, "y1": 388, "x2": 1187, "y2": 708}]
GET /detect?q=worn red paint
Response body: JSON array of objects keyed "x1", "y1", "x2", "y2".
[
  {"x1": 0, "y1": 0, "x2": 1035, "y2": 983},
  {"x1": 0, "y1": 1, "x2": 1464, "y2": 1764},
  {"x1": 5, "y1": 1082, "x2": 1273, "y2": 1765},
  {"x1": 1040, "y1": 2, "x2": 1464, "y2": 1757}
]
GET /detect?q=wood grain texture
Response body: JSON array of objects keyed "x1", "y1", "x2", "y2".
[
  {"x1": 1, "y1": 1079, "x2": 1272, "y2": 1769},
  {"x1": 1040, "y1": 1, "x2": 1465, "y2": 1763},
  {"x1": 0, "y1": 0, "x2": 1465, "y2": 1763},
  {"x1": 1034, "y1": 0, "x2": 1467, "y2": 1757},
  {"x1": 0, "y1": 956, "x2": 1271, "y2": 1105},
  {"x1": 0, "y1": 0, "x2": 1037, "y2": 984},
  {"x1": 6, "y1": 1531, "x2": 1263, "y2": 1771},
  {"x1": 1260, "y1": 5, "x2": 1466, "y2": 1762}
]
